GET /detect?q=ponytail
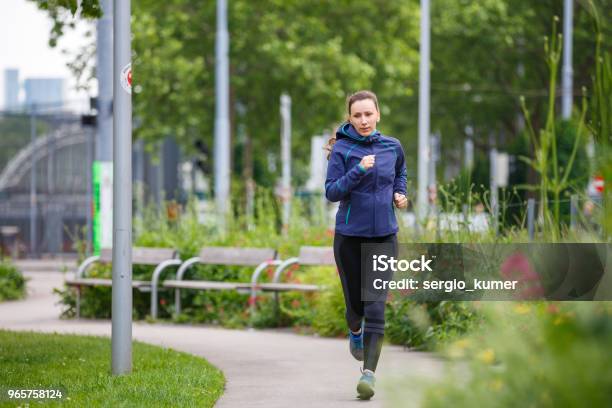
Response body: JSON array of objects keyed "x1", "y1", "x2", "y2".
[{"x1": 323, "y1": 125, "x2": 341, "y2": 160}]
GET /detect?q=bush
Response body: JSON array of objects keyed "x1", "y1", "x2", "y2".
[
  {"x1": 385, "y1": 300, "x2": 482, "y2": 350},
  {"x1": 54, "y1": 189, "x2": 480, "y2": 349},
  {"x1": 55, "y1": 189, "x2": 335, "y2": 326},
  {"x1": 55, "y1": 262, "x2": 173, "y2": 320},
  {"x1": 310, "y1": 268, "x2": 346, "y2": 337},
  {"x1": 0, "y1": 261, "x2": 26, "y2": 301},
  {"x1": 419, "y1": 302, "x2": 612, "y2": 407}
]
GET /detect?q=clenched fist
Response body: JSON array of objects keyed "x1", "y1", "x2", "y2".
[
  {"x1": 393, "y1": 193, "x2": 408, "y2": 209},
  {"x1": 359, "y1": 155, "x2": 376, "y2": 170}
]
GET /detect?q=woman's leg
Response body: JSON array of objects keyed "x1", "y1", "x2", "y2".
[
  {"x1": 333, "y1": 233, "x2": 364, "y2": 332},
  {"x1": 363, "y1": 233, "x2": 398, "y2": 372}
]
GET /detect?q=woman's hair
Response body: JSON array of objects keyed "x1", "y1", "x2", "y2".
[
  {"x1": 347, "y1": 90, "x2": 379, "y2": 115},
  {"x1": 324, "y1": 90, "x2": 379, "y2": 160}
]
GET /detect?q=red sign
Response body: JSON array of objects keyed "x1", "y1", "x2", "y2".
[
  {"x1": 594, "y1": 175, "x2": 604, "y2": 193},
  {"x1": 120, "y1": 63, "x2": 132, "y2": 94}
]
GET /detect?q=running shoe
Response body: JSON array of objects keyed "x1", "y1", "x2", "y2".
[
  {"x1": 356, "y1": 368, "x2": 376, "y2": 400},
  {"x1": 349, "y1": 325, "x2": 364, "y2": 361}
]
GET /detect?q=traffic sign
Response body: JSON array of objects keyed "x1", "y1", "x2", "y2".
[
  {"x1": 594, "y1": 175, "x2": 604, "y2": 193},
  {"x1": 120, "y1": 63, "x2": 132, "y2": 94}
]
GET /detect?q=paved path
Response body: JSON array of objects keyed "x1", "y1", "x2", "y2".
[{"x1": 0, "y1": 263, "x2": 445, "y2": 407}]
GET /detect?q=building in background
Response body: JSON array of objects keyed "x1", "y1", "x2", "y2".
[
  {"x1": 3, "y1": 69, "x2": 19, "y2": 111},
  {"x1": 24, "y1": 77, "x2": 64, "y2": 111}
]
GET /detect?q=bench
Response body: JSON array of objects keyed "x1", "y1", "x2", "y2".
[
  {"x1": 152, "y1": 247, "x2": 281, "y2": 319},
  {"x1": 263, "y1": 246, "x2": 334, "y2": 310},
  {"x1": 65, "y1": 247, "x2": 181, "y2": 318}
]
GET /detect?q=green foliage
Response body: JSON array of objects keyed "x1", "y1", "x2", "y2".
[
  {"x1": 55, "y1": 188, "x2": 334, "y2": 325},
  {"x1": 385, "y1": 300, "x2": 481, "y2": 350},
  {"x1": 419, "y1": 302, "x2": 612, "y2": 408},
  {"x1": 129, "y1": 0, "x2": 420, "y2": 187},
  {"x1": 0, "y1": 329, "x2": 224, "y2": 407},
  {"x1": 28, "y1": 1, "x2": 101, "y2": 47},
  {"x1": 34, "y1": 0, "x2": 102, "y2": 17},
  {"x1": 500, "y1": 118, "x2": 590, "y2": 229},
  {"x1": 584, "y1": 0, "x2": 611, "y2": 237},
  {"x1": 0, "y1": 261, "x2": 27, "y2": 302},
  {"x1": 54, "y1": 189, "x2": 479, "y2": 350},
  {"x1": 31, "y1": 0, "x2": 607, "y2": 195},
  {"x1": 514, "y1": 14, "x2": 595, "y2": 240},
  {"x1": 55, "y1": 262, "x2": 171, "y2": 320},
  {"x1": 429, "y1": 0, "x2": 604, "y2": 150},
  {"x1": 310, "y1": 268, "x2": 346, "y2": 337}
]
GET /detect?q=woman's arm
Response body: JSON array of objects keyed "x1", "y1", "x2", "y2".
[
  {"x1": 325, "y1": 147, "x2": 368, "y2": 202},
  {"x1": 393, "y1": 143, "x2": 407, "y2": 195}
]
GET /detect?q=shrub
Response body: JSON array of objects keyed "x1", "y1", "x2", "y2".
[
  {"x1": 418, "y1": 302, "x2": 612, "y2": 407},
  {"x1": 55, "y1": 262, "x2": 174, "y2": 320},
  {"x1": 54, "y1": 188, "x2": 481, "y2": 349},
  {"x1": 385, "y1": 300, "x2": 482, "y2": 350},
  {"x1": 0, "y1": 261, "x2": 26, "y2": 301}
]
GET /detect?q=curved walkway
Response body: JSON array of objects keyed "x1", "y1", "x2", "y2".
[{"x1": 0, "y1": 263, "x2": 445, "y2": 407}]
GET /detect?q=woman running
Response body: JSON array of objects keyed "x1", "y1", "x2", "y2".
[{"x1": 324, "y1": 90, "x2": 408, "y2": 400}]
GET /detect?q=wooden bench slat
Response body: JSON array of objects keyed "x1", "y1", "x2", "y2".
[
  {"x1": 98, "y1": 247, "x2": 176, "y2": 265},
  {"x1": 66, "y1": 278, "x2": 151, "y2": 288},
  {"x1": 298, "y1": 246, "x2": 335, "y2": 266},
  {"x1": 257, "y1": 283, "x2": 320, "y2": 292},
  {"x1": 198, "y1": 247, "x2": 275, "y2": 266},
  {"x1": 163, "y1": 280, "x2": 252, "y2": 291}
]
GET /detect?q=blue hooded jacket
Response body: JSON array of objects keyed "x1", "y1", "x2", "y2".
[{"x1": 325, "y1": 123, "x2": 407, "y2": 237}]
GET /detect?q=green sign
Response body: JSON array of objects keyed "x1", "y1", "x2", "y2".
[{"x1": 92, "y1": 161, "x2": 113, "y2": 255}]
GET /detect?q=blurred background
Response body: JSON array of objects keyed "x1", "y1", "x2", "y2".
[
  {"x1": 0, "y1": 0, "x2": 608, "y2": 257},
  {"x1": 0, "y1": 4, "x2": 610, "y2": 405}
]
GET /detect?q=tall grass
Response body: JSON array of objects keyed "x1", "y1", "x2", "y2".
[
  {"x1": 585, "y1": 0, "x2": 611, "y2": 238},
  {"x1": 519, "y1": 17, "x2": 588, "y2": 241}
]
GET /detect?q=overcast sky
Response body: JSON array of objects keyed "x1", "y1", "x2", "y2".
[{"x1": 0, "y1": 0, "x2": 92, "y2": 110}]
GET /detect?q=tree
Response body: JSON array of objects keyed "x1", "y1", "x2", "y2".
[
  {"x1": 427, "y1": 0, "x2": 607, "y2": 153},
  {"x1": 30, "y1": 0, "x2": 606, "y2": 193},
  {"x1": 30, "y1": 0, "x2": 101, "y2": 46}
]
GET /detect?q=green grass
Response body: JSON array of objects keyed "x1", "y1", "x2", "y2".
[{"x1": 0, "y1": 330, "x2": 225, "y2": 407}]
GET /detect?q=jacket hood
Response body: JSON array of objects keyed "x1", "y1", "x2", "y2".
[{"x1": 336, "y1": 122, "x2": 380, "y2": 144}]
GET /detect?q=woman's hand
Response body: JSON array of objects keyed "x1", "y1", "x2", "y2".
[
  {"x1": 359, "y1": 155, "x2": 376, "y2": 170},
  {"x1": 393, "y1": 193, "x2": 408, "y2": 209}
]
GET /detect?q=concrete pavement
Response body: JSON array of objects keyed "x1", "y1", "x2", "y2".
[{"x1": 0, "y1": 264, "x2": 446, "y2": 407}]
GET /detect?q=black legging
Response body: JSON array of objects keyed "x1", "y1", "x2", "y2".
[{"x1": 333, "y1": 232, "x2": 398, "y2": 372}]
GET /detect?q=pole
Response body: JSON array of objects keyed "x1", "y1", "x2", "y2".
[
  {"x1": 94, "y1": 0, "x2": 114, "y2": 254},
  {"x1": 562, "y1": 0, "x2": 573, "y2": 119},
  {"x1": 417, "y1": 0, "x2": 430, "y2": 222},
  {"x1": 464, "y1": 138, "x2": 473, "y2": 171},
  {"x1": 280, "y1": 93, "x2": 292, "y2": 233},
  {"x1": 527, "y1": 198, "x2": 535, "y2": 241},
  {"x1": 112, "y1": 0, "x2": 133, "y2": 375},
  {"x1": 86, "y1": 126, "x2": 93, "y2": 254},
  {"x1": 570, "y1": 194, "x2": 578, "y2": 230},
  {"x1": 428, "y1": 132, "x2": 439, "y2": 216},
  {"x1": 214, "y1": 0, "x2": 230, "y2": 232},
  {"x1": 29, "y1": 104, "x2": 37, "y2": 257},
  {"x1": 490, "y1": 147, "x2": 498, "y2": 235},
  {"x1": 97, "y1": 0, "x2": 113, "y2": 161}
]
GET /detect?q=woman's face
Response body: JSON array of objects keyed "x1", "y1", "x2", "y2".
[{"x1": 349, "y1": 98, "x2": 380, "y2": 137}]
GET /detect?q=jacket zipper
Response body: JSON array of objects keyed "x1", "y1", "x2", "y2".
[
  {"x1": 372, "y1": 144, "x2": 377, "y2": 236},
  {"x1": 345, "y1": 203, "x2": 351, "y2": 224}
]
